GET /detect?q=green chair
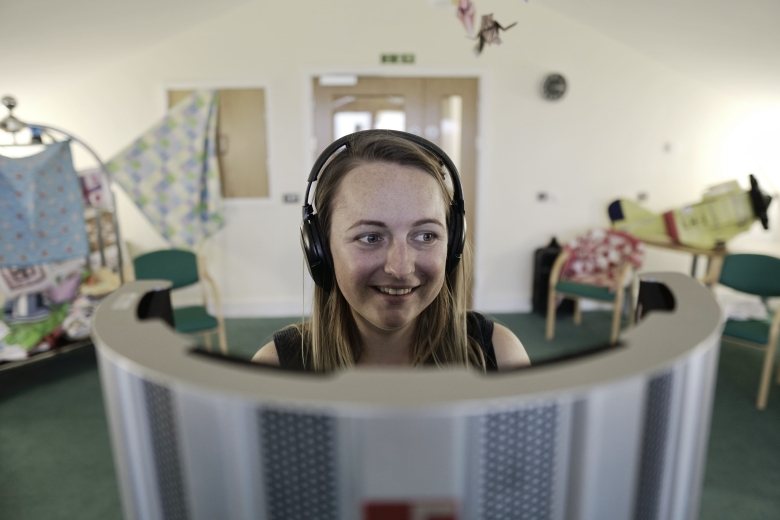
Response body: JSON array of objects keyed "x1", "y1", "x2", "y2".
[
  {"x1": 712, "y1": 253, "x2": 780, "y2": 410},
  {"x1": 132, "y1": 248, "x2": 227, "y2": 354}
]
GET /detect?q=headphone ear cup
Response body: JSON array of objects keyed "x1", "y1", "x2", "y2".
[
  {"x1": 301, "y1": 213, "x2": 333, "y2": 289},
  {"x1": 446, "y1": 206, "x2": 466, "y2": 274}
]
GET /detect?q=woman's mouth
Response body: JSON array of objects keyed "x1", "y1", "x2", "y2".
[{"x1": 375, "y1": 286, "x2": 416, "y2": 296}]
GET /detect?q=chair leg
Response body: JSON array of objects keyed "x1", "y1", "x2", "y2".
[
  {"x1": 217, "y1": 321, "x2": 228, "y2": 355},
  {"x1": 756, "y1": 340, "x2": 779, "y2": 410},
  {"x1": 203, "y1": 332, "x2": 213, "y2": 352},
  {"x1": 573, "y1": 298, "x2": 581, "y2": 325},
  {"x1": 546, "y1": 289, "x2": 557, "y2": 341},
  {"x1": 627, "y1": 281, "x2": 638, "y2": 327},
  {"x1": 774, "y1": 331, "x2": 780, "y2": 385},
  {"x1": 610, "y1": 288, "x2": 625, "y2": 345}
]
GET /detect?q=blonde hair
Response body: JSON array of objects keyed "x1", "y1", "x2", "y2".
[{"x1": 297, "y1": 132, "x2": 485, "y2": 372}]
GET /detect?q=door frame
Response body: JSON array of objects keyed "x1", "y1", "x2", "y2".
[{"x1": 304, "y1": 70, "x2": 488, "y2": 301}]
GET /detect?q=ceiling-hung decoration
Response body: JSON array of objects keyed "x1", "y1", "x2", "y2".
[{"x1": 451, "y1": 0, "x2": 527, "y2": 55}]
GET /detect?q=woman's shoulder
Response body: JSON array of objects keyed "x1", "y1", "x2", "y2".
[
  {"x1": 465, "y1": 311, "x2": 497, "y2": 369},
  {"x1": 252, "y1": 340, "x2": 279, "y2": 364},
  {"x1": 467, "y1": 311, "x2": 531, "y2": 369},
  {"x1": 466, "y1": 310, "x2": 494, "y2": 338},
  {"x1": 491, "y1": 322, "x2": 531, "y2": 368},
  {"x1": 251, "y1": 325, "x2": 303, "y2": 367}
]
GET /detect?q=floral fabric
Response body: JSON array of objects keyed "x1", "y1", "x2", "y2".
[
  {"x1": 561, "y1": 228, "x2": 644, "y2": 289},
  {"x1": 107, "y1": 90, "x2": 224, "y2": 248}
]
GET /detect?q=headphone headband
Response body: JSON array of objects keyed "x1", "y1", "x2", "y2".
[
  {"x1": 301, "y1": 129, "x2": 466, "y2": 289},
  {"x1": 305, "y1": 130, "x2": 465, "y2": 206}
]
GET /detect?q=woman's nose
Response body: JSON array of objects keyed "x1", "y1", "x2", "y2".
[{"x1": 384, "y1": 240, "x2": 414, "y2": 277}]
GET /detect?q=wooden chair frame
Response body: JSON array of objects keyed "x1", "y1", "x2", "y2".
[
  {"x1": 195, "y1": 252, "x2": 228, "y2": 355},
  {"x1": 545, "y1": 249, "x2": 633, "y2": 345}
]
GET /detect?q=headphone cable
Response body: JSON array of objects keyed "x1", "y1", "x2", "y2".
[{"x1": 301, "y1": 253, "x2": 306, "y2": 358}]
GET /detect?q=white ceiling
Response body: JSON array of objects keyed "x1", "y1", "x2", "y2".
[
  {"x1": 0, "y1": 0, "x2": 251, "y2": 77},
  {"x1": 540, "y1": 0, "x2": 780, "y2": 99},
  {"x1": 2, "y1": 0, "x2": 779, "y2": 100}
]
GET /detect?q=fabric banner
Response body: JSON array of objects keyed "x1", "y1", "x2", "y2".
[
  {"x1": 106, "y1": 90, "x2": 224, "y2": 249},
  {"x1": 0, "y1": 141, "x2": 90, "y2": 267}
]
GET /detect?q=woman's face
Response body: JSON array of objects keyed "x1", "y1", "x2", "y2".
[{"x1": 328, "y1": 162, "x2": 448, "y2": 335}]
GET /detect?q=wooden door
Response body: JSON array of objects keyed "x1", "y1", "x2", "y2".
[
  {"x1": 168, "y1": 88, "x2": 269, "y2": 198},
  {"x1": 312, "y1": 76, "x2": 479, "y2": 252}
]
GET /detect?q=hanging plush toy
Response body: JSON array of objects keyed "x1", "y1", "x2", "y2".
[
  {"x1": 473, "y1": 13, "x2": 517, "y2": 55},
  {"x1": 456, "y1": 0, "x2": 477, "y2": 36}
]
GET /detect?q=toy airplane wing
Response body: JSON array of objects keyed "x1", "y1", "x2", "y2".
[{"x1": 608, "y1": 199, "x2": 672, "y2": 244}]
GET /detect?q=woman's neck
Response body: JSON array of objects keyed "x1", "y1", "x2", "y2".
[{"x1": 353, "y1": 315, "x2": 415, "y2": 366}]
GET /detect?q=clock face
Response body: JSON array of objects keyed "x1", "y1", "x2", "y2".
[{"x1": 542, "y1": 73, "x2": 567, "y2": 100}]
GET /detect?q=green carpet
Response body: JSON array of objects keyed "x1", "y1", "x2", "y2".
[
  {"x1": 0, "y1": 347, "x2": 121, "y2": 519},
  {"x1": 1, "y1": 311, "x2": 778, "y2": 519},
  {"x1": 699, "y1": 343, "x2": 780, "y2": 518}
]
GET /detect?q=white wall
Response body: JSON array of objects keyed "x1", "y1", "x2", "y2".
[{"x1": 5, "y1": 0, "x2": 779, "y2": 315}]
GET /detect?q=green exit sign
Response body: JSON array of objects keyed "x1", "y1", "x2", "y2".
[{"x1": 380, "y1": 53, "x2": 416, "y2": 64}]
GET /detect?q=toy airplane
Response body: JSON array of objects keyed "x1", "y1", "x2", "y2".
[
  {"x1": 608, "y1": 175, "x2": 773, "y2": 250},
  {"x1": 474, "y1": 14, "x2": 517, "y2": 55}
]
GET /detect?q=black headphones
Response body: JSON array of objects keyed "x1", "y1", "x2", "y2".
[{"x1": 301, "y1": 129, "x2": 466, "y2": 290}]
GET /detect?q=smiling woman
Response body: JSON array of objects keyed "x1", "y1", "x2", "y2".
[
  {"x1": 329, "y1": 163, "x2": 449, "y2": 364},
  {"x1": 252, "y1": 130, "x2": 529, "y2": 372}
]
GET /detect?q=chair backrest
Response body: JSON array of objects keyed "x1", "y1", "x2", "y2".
[
  {"x1": 561, "y1": 228, "x2": 644, "y2": 286},
  {"x1": 718, "y1": 253, "x2": 780, "y2": 298},
  {"x1": 133, "y1": 249, "x2": 200, "y2": 290}
]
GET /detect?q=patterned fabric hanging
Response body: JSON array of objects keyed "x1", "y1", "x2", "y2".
[
  {"x1": 107, "y1": 90, "x2": 224, "y2": 249},
  {"x1": 0, "y1": 141, "x2": 89, "y2": 267}
]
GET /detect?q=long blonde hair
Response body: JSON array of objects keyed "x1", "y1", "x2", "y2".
[{"x1": 298, "y1": 132, "x2": 485, "y2": 372}]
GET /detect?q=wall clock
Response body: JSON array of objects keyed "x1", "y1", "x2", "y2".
[{"x1": 542, "y1": 73, "x2": 567, "y2": 101}]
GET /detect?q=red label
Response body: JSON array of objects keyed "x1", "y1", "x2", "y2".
[{"x1": 363, "y1": 500, "x2": 457, "y2": 520}]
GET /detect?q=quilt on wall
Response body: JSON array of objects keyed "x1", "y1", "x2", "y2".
[
  {"x1": 0, "y1": 141, "x2": 89, "y2": 267},
  {"x1": 107, "y1": 90, "x2": 224, "y2": 249}
]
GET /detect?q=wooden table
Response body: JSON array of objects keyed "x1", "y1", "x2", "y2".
[{"x1": 639, "y1": 238, "x2": 727, "y2": 284}]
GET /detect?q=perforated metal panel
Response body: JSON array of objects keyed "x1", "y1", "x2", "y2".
[
  {"x1": 635, "y1": 371, "x2": 675, "y2": 520},
  {"x1": 476, "y1": 405, "x2": 559, "y2": 520},
  {"x1": 259, "y1": 408, "x2": 339, "y2": 520},
  {"x1": 143, "y1": 380, "x2": 189, "y2": 520}
]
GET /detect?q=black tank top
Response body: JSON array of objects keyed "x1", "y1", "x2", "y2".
[{"x1": 272, "y1": 311, "x2": 497, "y2": 371}]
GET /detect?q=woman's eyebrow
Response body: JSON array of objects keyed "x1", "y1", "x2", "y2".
[
  {"x1": 347, "y1": 219, "x2": 387, "y2": 231},
  {"x1": 346, "y1": 218, "x2": 445, "y2": 231},
  {"x1": 412, "y1": 218, "x2": 445, "y2": 228}
]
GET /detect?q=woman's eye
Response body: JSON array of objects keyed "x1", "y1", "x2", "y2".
[
  {"x1": 416, "y1": 232, "x2": 438, "y2": 243},
  {"x1": 358, "y1": 233, "x2": 382, "y2": 244}
]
